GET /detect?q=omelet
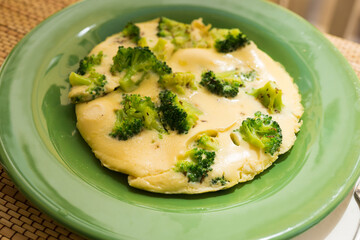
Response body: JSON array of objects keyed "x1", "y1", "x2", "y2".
[{"x1": 69, "y1": 18, "x2": 303, "y2": 194}]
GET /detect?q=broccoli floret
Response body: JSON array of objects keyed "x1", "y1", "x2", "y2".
[
  {"x1": 211, "y1": 28, "x2": 249, "y2": 53},
  {"x1": 122, "y1": 94, "x2": 165, "y2": 132},
  {"x1": 251, "y1": 81, "x2": 283, "y2": 113},
  {"x1": 200, "y1": 70, "x2": 243, "y2": 98},
  {"x1": 159, "y1": 90, "x2": 201, "y2": 134},
  {"x1": 241, "y1": 70, "x2": 256, "y2": 82},
  {"x1": 111, "y1": 46, "x2": 172, "y2": 92},
  {"x1": 175, "y1": 148, "x2": 216, "y2": 182},
  {"x1": 110, "y1": 94, "x2": 165, "y2": 140},
  {"x1": 151, "y1": 38, "x2": 175, "y2": 61},
  {"x1": 158, "y1": 72, "x2": 197, "y2": 94},
  {"x1": 71, "y1": 96, "x2": 83, "y2": 103},
  {"x1": 77, "y1": 51, "x2": 103, "y2": 75},
  {"x1": 86, "y1": 73, "x2": 107, "y2": 96},
  {"x1": 137, "y1": 37, "x2": 148, "y2": 47},
  {"x1": 157, "y1": 17, "x2": 191, "y2": 48},
  {"x1": 110, "y1": 110, "x2": 144, "y2": 140},
  {"x1": 152, "y1": 38, "x2": 169, "y2": 60},
  {"x1": 122, "y1": 22, "x2": 140, "y2": 43},
  {"x1": 211, "y1": 175, "x2": 229, "y2": 186},
  {"x1": 69, "y1": 51, "x2": 105, "y2": 103},
  {"x1": 174, "y1": 132, "x2": 219, "y2": 182},
  {"x1": 196, "y1": 134, "x2": 219, "y2": 151},
  {"x1": 236, "y1": 111, "x2": 282, "y2": 155},
  {"x1": 69, "y1": 71, "x2": 107, "y2": 103}
]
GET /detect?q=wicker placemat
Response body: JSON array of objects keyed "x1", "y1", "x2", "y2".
[
  {"x1": 1, "y1": 1, "x2": 86, "y2": 239},
  {"x1": 1, "y1": 0, "x2": 360, "y2": 239}
]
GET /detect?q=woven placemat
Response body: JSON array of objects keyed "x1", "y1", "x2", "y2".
[
  {"x1": 1, "y1": 0, "x2": 360, "y2": 239},
  {"x1": 1, "y1": 1, "x2": 86, "y2": 239}
]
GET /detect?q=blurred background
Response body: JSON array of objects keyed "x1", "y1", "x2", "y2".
[{"x1": 270, "y1": 0, "x2": 360, "y2": 43}]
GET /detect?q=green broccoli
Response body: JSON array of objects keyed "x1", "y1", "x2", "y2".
[
  {"x1": 175, "y1": 148, "x2": 216, "y2": 182},
  {"x1": 211, "y1": 175, "x2": 229, "y2": 186},
  {"x1": 110, "y1": 46, "x2": 172, "y2": 92},
  {"x1": 251, "y1": 81, "x2": 283, "y2": 113},
  {"x1": 200, "y1": 70, "x2": 243, "y2": 98},
  {"x1": 69, "y1": 51, "x2": 105, "y2": 103},
  {"x1": 158, "y1": 72, "x2": 197, "y2": 94},
  {"x1": 110, "y1": 94, "x2": 165, "y2": 140},
  {"x1": 236, "y1": 111, "x2": 282, "y2": 155},
  {"x1": 71, "y1": 96, "x2": 83, "y2": 103},
  {"x1": 137, "y1": 37, "x2": 148, "y2": 47},
  {"x1": 174, "y1": 132, "x2": 219, "y2": 182},
  {"x1": 77, "y1": 51, "x2": 103, "y2": 75},
  {"x1": 69, "y1": 71, "x2": 107, "y2": 103},
  {"x1": 157, "y1": 17, "x2": 191, "y2": 48},
  {"x1": 122, "y1": 22, "x2": 140, "y2": 43},
  {"x1": 125, "y1": 94, "x2": 165, "y2": 131},
  {"x1": 110, "y1": 110, "x2": 144, "y2": 140},
  {"x1": 152, "y1": 38, "x2": 169, "y2": 60},
  {"x1": 241, "y1": 70, "x2": 256, "y2": 82},
  {"x1": 211, "y1": 28, "x2": 249, "y2": 53},
  {"x1": 159, "y1": 90, "x2": 201, "y2": 134},
  {"x1": 196, "y1": 134, "x2": 219, "y2": 151}
]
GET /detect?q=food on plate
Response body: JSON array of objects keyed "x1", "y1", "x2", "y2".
[{"x1": 68, "y1": 17, "x2": 304, "y2": 194}]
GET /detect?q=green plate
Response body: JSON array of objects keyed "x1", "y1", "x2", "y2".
[{"x1": 1, "y1": 0, "x2": 360, "y2": 239}]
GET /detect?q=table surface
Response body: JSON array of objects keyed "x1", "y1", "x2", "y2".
[{"x1": 1, "y1": 0, "x2": 360, "y2": 239}]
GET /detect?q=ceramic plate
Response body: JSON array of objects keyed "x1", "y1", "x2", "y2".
[{"x1": 1, "y1": 0, "x2": 360, "y2": 239}]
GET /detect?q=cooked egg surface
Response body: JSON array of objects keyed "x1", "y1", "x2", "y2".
[{"x1": 73, "y1": 19, "x2": 303, "y2": 194}]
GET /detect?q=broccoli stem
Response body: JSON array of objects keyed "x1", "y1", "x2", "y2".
[
  {"x1": 120, "y1": 69, "x2": 137, "y2": 92},
  {"x1": 240, "y1": 122, "x2": 265, "y2": 149},
  {"x1": 69, "y1": 72, "x2": 92, "y2": 86}
]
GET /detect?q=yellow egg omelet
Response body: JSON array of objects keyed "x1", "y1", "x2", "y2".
[{"x1": 68, "y1": 18, "x2": 303, "y2": 194}]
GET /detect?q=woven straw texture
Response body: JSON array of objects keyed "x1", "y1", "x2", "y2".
[{"x1": 0, "y1": 0, "x2": 360, "y2": 239}]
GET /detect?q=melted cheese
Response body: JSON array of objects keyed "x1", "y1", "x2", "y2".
[{"x1": 74, "y1": 19, "x2": 303, "y2": 194}]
